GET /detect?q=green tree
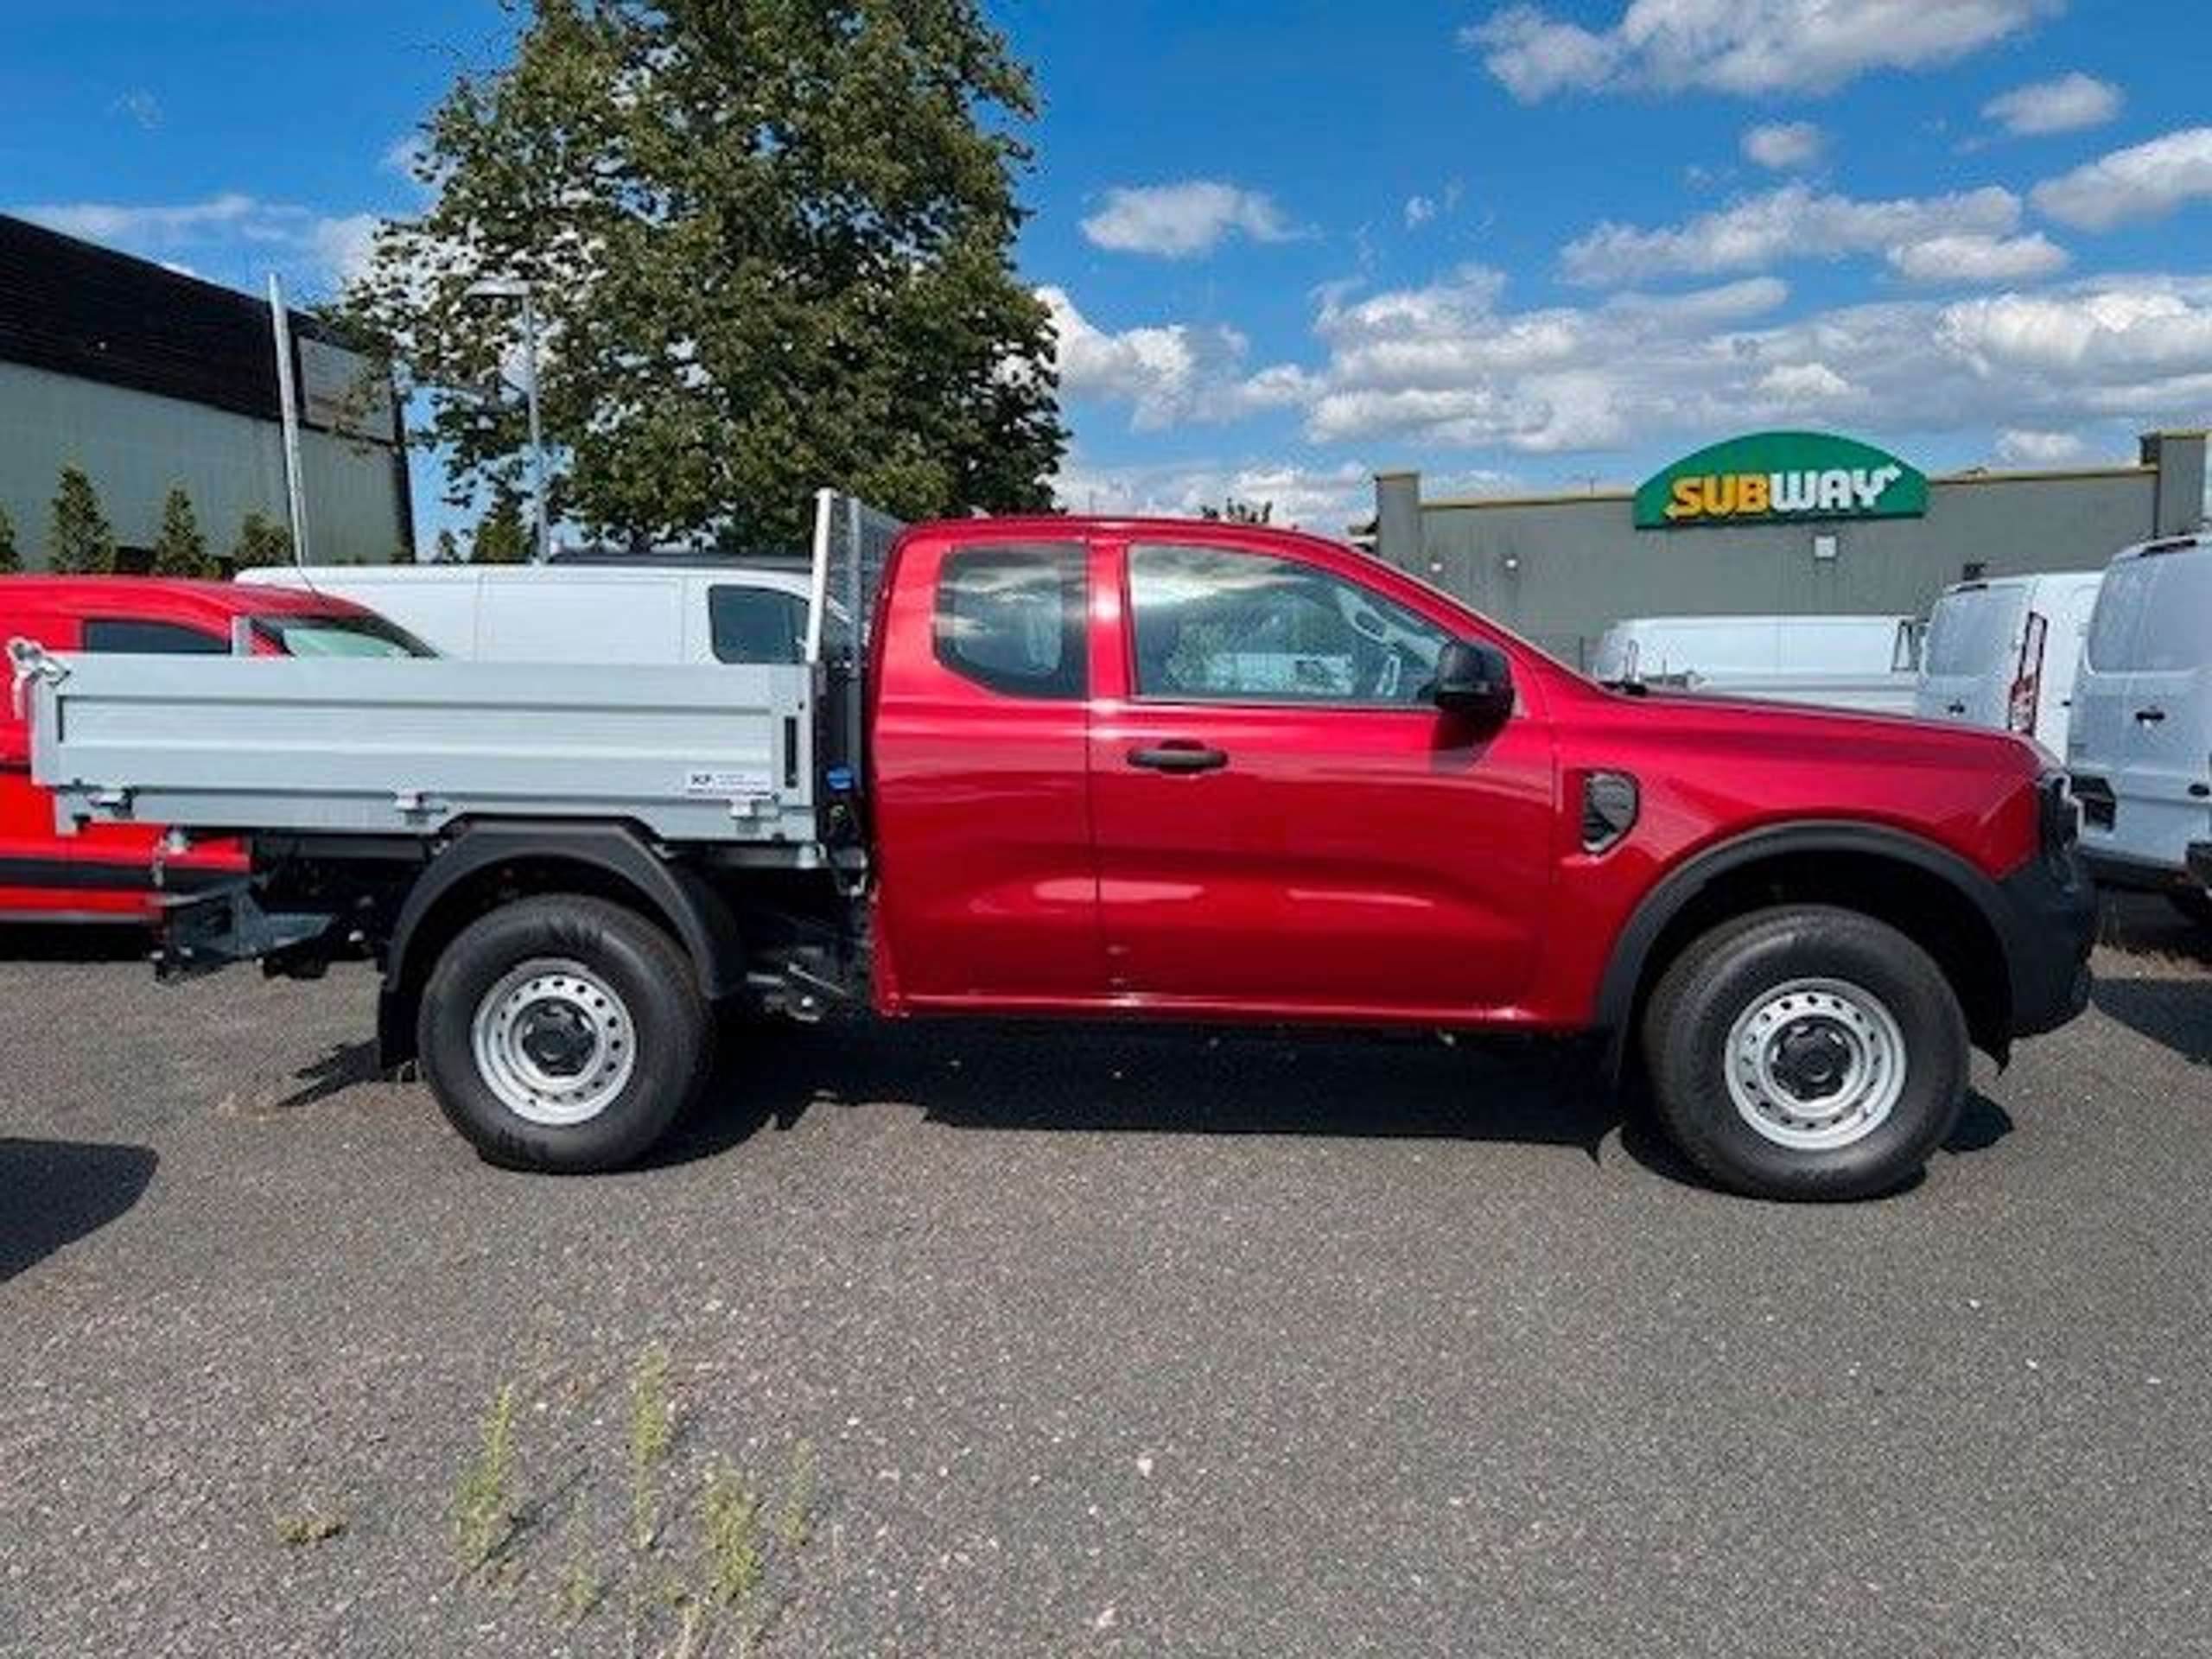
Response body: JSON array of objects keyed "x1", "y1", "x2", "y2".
[
  {"x1": 471, "y1": 490, "x2": 530, "y2": 565},
  {"x1": 343, "y1": 0, "x2": 1065, "y2": 552},
  {"x1": 430, "y1": 528, "x2": 463, "y2": 564},
  {"x1": 229, "y1": 511, "x2": 294, "y2": 571},
  {"x1": 48, "y1": 467, "x2": 117, "y2": 575},
  {"x1": 0, "y1": 502, "x2": 19, "y2": 574},
  {"x1": 151, "y1": 486, "x2": 210, "y2": 578}
]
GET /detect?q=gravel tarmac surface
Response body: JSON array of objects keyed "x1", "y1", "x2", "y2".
[{"x1": 3, "y1": 899, "x2": 2209, "y2": 1657}]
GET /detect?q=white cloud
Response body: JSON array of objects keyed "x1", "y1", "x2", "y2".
[
  {"x1": 1995, "y1": 428, "x2": 2093, "y2": 465},
  {"x1": 12, "y1": 193, "x2": 383, "y2": 292},
  {"x1": 1756, "y1": 361, "x2": 1854, "y2": 400},
  {"x1": 1743, "y1": 121, "x2": 1824, "y2": 170},
  {"x1": 109, "y1": 90, "x2": 161, "y2": 131},
  {"x1": 1052, "y1": 455, "x2": 1378, "y2": 533},
  {"x1": 1405, "y1": 194, "x2": 1437, "y2": 229},
  {"x1": 1078, "y1": 181, "x2": 1294, "y2": 259},
  {"x1": 1560, "y1": 181, "x2": 2020, "y2": 283},
  {"x1": 1887, "y1": 230, "x2": 2069, "y2": 283},
  {"x1": 1984, "y1": 72, "x2": 2122, "y2": 136},
  {"x1": 2031, "y1": 126, "x2": 2212, "y2": 231},
  {"x1": 1040, "y1": 285, "x2": 1313, "y2": 430},
  {"x1": 1465, "y1": 0, "x2": 2060, "y2": 101},
  {"x1": 1294, "y1": 265, "x2": 2212, "y2": 460}
]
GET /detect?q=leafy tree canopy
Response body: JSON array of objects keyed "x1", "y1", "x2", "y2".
[
  {"x1": 48, "y1": 467, "x2": 116, "y2": 576},
  {"x1": 229, "y1": 511, "x2": 295, "y2": 572},
  {"x1": 345, "y1": 0, "x2": 1067, "y2": 554},
  {"x1": 152, "y1": 486, "x2": 211, "y2": 579}
]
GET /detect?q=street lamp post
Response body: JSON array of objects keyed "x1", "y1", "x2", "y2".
[{"x1": 464, "y1": 276, "x2": 551, "y2": 563}]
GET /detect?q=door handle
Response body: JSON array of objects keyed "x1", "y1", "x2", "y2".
[
  {"x1": 1128, "y1": 743, "x2": 1229, "y2": 774},
  {"x1": 2136, "y1": 708, "x2": 2168, "y2": 725}
]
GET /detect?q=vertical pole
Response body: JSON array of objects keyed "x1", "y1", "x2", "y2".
[
  {"x1": 268, "y1": 274, "x2": 310, "y2": 565},
  {"x1": 521, "y1": 288, "x2": 550, "y2": 563}
]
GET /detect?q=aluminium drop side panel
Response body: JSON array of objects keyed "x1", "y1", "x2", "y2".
[{"x1": 30, "y1": 655, "x2": 817, "y2": 847}]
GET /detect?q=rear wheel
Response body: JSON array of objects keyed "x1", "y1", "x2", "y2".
[
  {"x1": 1642, "y1": 906, "x2": 1968, "y2": 1200},
  {"x1": 418, "y1": 895, "x2": 712, "y2": 1172}
]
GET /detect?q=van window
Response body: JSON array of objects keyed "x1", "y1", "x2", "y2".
[
  {"x1": 80, "y1": 620, "x2": 226, "y2": 654},
  {"x1": 2089, "y1": 553, "x2": 2212, "y2": 672},
  {"x1": 709, "y1": 586, "x2": 809, "y2": 664},
  {"x1": 1923, "y1": 590, "x2": 2022, "y2": 677},
  {"x1": 934, "y1": 544, "x2": 1086, "y2": 699}
]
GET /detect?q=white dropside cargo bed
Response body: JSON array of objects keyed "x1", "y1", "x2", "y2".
[{"x1": 19, "y1": 651, "x2": 818, "y2": 849}]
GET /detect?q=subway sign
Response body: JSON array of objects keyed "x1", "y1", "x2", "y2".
[{"x1": 1634, "y1": 431, "x2": 1928, "y2": 530}]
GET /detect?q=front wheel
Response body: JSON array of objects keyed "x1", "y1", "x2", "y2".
[
  {"x1": 418, "y1": 895, "x2": 712, "y2": 1172},
  {"x1": 1641, "y1": 906, "x2": 1969, "y2": 1201}
]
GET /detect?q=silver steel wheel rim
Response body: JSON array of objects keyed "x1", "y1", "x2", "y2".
[
  {"x1": 1724, "y1": 977, "x2": 1907, "y2": 1152},
  {"x1": 470, "y1": 957, "x2": 637, "y2": 1127}
]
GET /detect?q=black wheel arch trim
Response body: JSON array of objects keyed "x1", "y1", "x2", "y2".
[
  {"x1": 377, "y1": 820, "x2": 745, "y2": 1068},
  {"x1": 1595, "y1": 821, "x2": 2020, "y2": 1084}
]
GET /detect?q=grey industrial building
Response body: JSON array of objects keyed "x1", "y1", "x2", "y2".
[
  {"x1": 0, "y1": 214, "x2": 410, "y2": 569},
  {"x1": 1370, "y1": 429, "x2": 2210, "y2": 668}
]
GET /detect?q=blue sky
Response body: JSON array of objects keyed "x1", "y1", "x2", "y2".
[{"x1": 5, "y1": 0, "x2": 2211, "y2": 539}]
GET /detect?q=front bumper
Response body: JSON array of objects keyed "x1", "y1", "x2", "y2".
[{"x1": 1993, "y1": 849, "x2": 2097, "y2": 1039}]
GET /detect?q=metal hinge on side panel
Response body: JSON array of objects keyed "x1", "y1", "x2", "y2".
[{"x1": 8, "y1": 637, "x2": 67, "y2": 720}]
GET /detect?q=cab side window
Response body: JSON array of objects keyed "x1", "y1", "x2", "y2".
[
  {"x1": 79, "y1": 620, "x2": 226, "y2": 654},
  {"x1": 1128, "y1": 543, "x2": 1451, "y2": 707},
  {"x1": 934, "y1": 544, "x2": 1087, "y2": 699}
]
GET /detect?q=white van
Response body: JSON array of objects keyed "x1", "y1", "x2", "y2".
[
  {"x1": 1591, "y1": 614, "x2": 1921, "y2": 714},
  {"x1": 2065, "y1": 531, "x2": 2212, "y2": 919},
  {"x1": 238, "y1": 561, "x2": 842, "y2": 666},
  {"x1": 1914, "y1": 571, "x2": 2102, "y2": 755}
]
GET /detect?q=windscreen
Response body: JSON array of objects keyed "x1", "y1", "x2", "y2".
[
  {"x1": 257, "y1": 613, "x2": 438, "y2": 658},
  {"x1": 1923, "y1": 588, "x2": 2024, "y2": 677},
  {"x1": 2088, "y1": 552, "x2": 2212, "y2": 673}
]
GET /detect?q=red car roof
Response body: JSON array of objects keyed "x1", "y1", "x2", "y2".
[{"x1": 0, "y1": 575, "x2": 382, "y2": 621}]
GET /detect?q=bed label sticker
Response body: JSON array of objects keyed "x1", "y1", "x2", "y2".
[{"x1": 683, "y1": 766, "x2": 773, "y2": 796}]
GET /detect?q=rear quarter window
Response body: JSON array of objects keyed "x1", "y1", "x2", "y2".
[{"x1": 933, "y1": 544, "x2": 1087, "y2": 699}]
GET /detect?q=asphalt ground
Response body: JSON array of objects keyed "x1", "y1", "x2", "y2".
[{"x1": 3, "y1": 898, "x2": 2209, "y2": 1657}]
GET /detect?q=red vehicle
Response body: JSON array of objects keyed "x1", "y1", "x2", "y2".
[
  {"x1": 19, "y1": 518, "x2": 2094, "y2": 1198},
  {"x1": 0, "y1": 576, "x2": 431, "y2": 924}
]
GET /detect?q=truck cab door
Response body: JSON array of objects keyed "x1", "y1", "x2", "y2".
[
  {"x1": 868, "y1": 534, "x2": 1105, "y2": 1007},
  {"x1": 1085, "y1": 537, "x2": 1555, "y2": 1020}
]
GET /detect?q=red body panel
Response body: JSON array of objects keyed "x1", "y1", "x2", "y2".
[
  {"x1": 866, "y1": 518, "x2": 2049, "y2": 1033},
  {"x1": 0, "y1": 577, "x2": 399, "y2": 925}
]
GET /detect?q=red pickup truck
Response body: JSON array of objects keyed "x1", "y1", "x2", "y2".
[
  {"x1": 19, "y1": 517, "x2": 2095, "y2": 1199},
  {"x1": 1, "y1": 576, "x2": 431, "y2": 924}
]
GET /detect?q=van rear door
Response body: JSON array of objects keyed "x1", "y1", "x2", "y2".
[
  {"x1": 1916, "y1": 583, "x2": 2024, "y2": 731},
  {"x1": 2117, "y1": 547, "x2": 2212, "y2": 871}
]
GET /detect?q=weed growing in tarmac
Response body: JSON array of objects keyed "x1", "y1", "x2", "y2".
[
  {"x1": 777, "y1": 1440, "x2": 817, "y2": 1553},
  {"x1": 629, "y1": 1344, "x2": 675, "y2": 1550},
  {"x1": 435, "y1": 1340, "x2": 822, "y2": 1653},
  {"x1": 273, "y1": 1505, "x2": 346, "y2": 1548},
  {"x1": 453, "y1": 1382, "x2": 518, "y2": 1579},
  {"x1": 702, "y1": 1460, "x2": 764, "y2": 1611}
]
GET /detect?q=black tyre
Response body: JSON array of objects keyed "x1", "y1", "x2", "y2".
[
  {"x1": 1641, "y1": 906, "x2": 1968, "y2": 1201},
  {"x1": 2166, "y1": 888, "x2": 2212, "y2": 929},
  {"x1": 417, "y1": 895, "x2": 712, "y2": 1173}
]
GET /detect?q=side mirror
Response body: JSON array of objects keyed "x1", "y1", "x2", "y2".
[{"x1": 1430, "y1": 639, "x2": 1514, "y2": 723}]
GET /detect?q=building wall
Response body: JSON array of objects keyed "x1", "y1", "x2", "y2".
[
  {"x1": 0, "y1": 361, "x2": 408, "y2": 567},
  {"x1": 1377, "y1": 439, "x2": 2203, "y2": 669}
]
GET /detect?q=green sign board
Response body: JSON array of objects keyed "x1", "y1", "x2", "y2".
[{"x1": 1634, "y1": 431, "x2": 1928, "y2": 530}]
